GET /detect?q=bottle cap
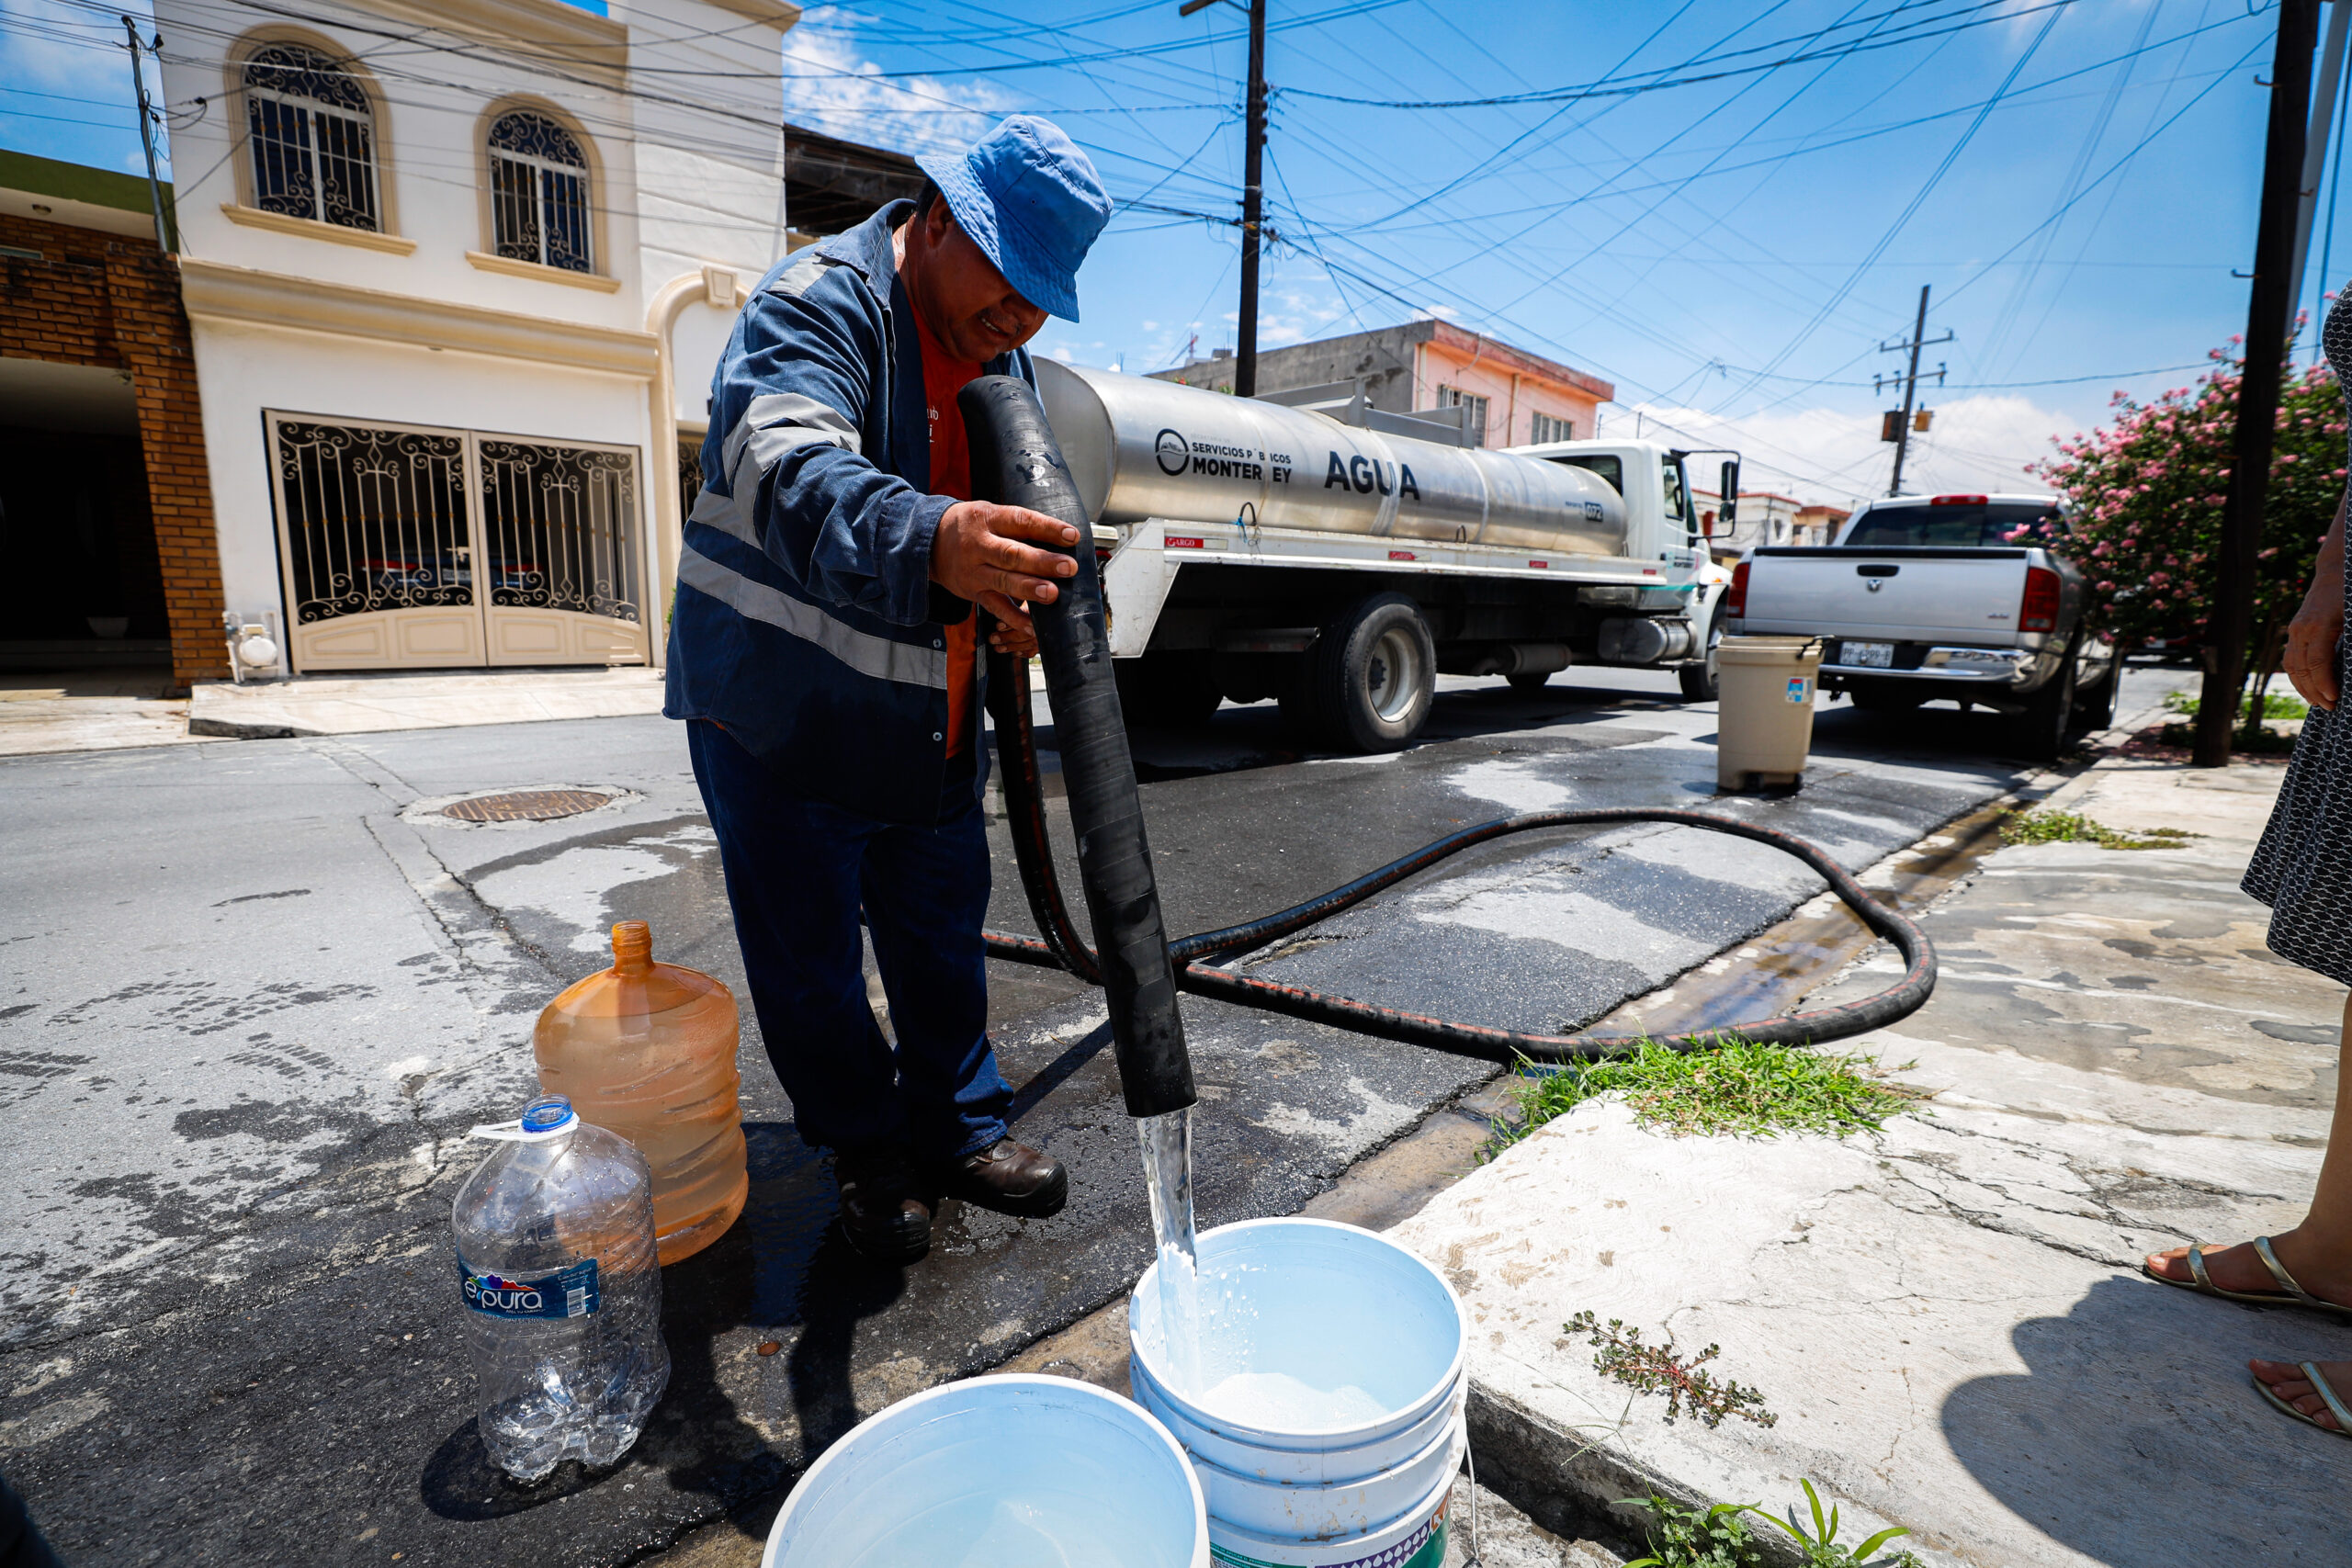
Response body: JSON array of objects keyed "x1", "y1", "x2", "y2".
[{"x1": 471, "y1": 1095, "x2": 580, "y2": 1142}]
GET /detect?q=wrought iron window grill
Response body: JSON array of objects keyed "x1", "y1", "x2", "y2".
[
  {"x1": 489, "y1": 111, "x2": 593, "y2": 273},
  {"x1": 243, "y1": 43, "x2": 379, "y2": 231},
  {"x1": 271, "y1": 416, "x2": 640, "y2": 632}
]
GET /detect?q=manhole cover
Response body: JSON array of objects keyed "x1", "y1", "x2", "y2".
[{"x1": 440, "y1": 788, "x2": 613, "y2": 823}]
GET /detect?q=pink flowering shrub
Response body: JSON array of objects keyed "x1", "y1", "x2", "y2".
[{"x1": 2027, "y1": 331, "x2": 2341, "y2": 661}]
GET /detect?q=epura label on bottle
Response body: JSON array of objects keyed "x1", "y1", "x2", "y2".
[{"x1": 456, "y1": 1255, "x2": 599, "y2": 1319}]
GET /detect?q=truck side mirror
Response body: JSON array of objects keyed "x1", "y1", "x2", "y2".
[{"x1": 1719, "y1": 460, "x2": 1740, "y2": 527}]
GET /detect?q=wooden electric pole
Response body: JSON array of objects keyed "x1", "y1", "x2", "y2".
[
  {"x1": 121, "y1": 15, "x2": 173, "y2": 254},
  {"x1": 1177, "y1": 0, "x2": 1268, "y2": 396},
  {"x1": 2198, "y1": 0, "x2": 2323, "y2": 766},
  {"x1": 1237, "y1": 0, "x2": 1267, "y2": 398},
  {"x1": 1876, "y1": 285, "x2": 1951, "y2": 498}
]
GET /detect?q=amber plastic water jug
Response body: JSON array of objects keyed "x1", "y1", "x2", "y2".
[{"x1": 535, "y1": 920, "x2": 747, "y2": 1266}]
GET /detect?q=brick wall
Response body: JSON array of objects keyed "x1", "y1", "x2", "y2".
[{"x1": 1, "y1": 210, "x2": 228, "y2": 688}]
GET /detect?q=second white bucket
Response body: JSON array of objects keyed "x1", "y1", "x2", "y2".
[{"x1": 1129, "y1": 1217, "x2": 1467, "y2": 1568}]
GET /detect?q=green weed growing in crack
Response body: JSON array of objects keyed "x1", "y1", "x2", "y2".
[
  {"x1": 1487, "y1": 1035, "x2": 1926, "y2": 1156},
  {"x1": 1619, "y1": 1494, "x2": 1760, "y2": 1567},
  {"x1": 1568, "y1": 1311, "x2": 1776, "y2": 1429},
  {"x1": 1620, "y1": 1482, "x2": 1923, "y2": 1567},
  {"x1": 1998, "y1": 807, "x2": 2201, "y2": 851}
]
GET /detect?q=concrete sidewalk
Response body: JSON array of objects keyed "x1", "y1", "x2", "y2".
[
  {"x1": 1395, "y1": 749, "x2": 2351, "y2": 1564},
  {"x1": 187, "y1": 666, "x2": 666, "y2": 738}
]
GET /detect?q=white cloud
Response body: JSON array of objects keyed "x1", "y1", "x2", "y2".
[
  {"x1": 0, "y1": 0, "x2": 116, "y2": 90},
  {"x1": 778, "y1": 8, "x2": 1014, "y2": 159},
  {"x1": 1605, "y1": 391, "x2": 2069, "y2": 510}
]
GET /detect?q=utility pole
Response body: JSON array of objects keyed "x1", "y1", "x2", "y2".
[
  {"x1": 1875, "y1": 285, "x2": 1950, "y2": 498},
  {"x1": 1179, "y1": 0, "x2": 1268, "y2": 396},
  {"x1": 120, "y1": 15, "x2": 173, "y2": 254},
  {"x1": 2287, "y1": 0, "x2": 2352, "y2": 331},
  {"x1": 2199, "y1": 0, "x2": 2322, "y2": 767}
]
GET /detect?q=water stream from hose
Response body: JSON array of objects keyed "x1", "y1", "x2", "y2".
[{"x1": 1136, "y1": 1107, "x2": 1201, "y2": 1396}]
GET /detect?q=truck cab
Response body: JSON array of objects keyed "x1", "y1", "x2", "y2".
[{"x1": 1506, "y1": 436, "x2": 1736, "y2": 701}]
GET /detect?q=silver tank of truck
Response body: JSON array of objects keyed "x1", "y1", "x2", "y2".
[{"x1": 1034, "y1": 360, "x2": 1626, "y2": 554}]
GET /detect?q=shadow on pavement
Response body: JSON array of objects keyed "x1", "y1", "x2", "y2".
[{"x1": 1939, "y1": 1274, "x2": 2352, "y2": 1561}]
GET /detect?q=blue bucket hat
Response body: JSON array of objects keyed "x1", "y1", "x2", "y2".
[{"x1": 918, "y1": 117, "x2": 1111, "y2": 322}]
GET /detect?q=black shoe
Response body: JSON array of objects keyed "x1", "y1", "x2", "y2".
[
  {"x1": 833, "y1": 1147, "x2": 932, "y2": 1263},
  {"x1": 932, "y1": 1139, "x2": 1069, "y2": 1219}
]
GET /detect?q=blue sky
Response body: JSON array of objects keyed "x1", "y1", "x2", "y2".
[{"x1": 1, "y1": 0, "x2": 2318, "y2": 505}]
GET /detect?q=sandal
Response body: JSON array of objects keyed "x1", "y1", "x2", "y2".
[
  {"x1": 2255, "y1": 1361, "x2": 2352, "y2": 1439},
  {"x1": 2143, "y1": 1237, "x2": 2352, "y2": 1319}
]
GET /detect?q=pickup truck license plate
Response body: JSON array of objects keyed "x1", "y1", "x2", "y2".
[{"x1": 1844, "y1": 640, "x2": 1895, "y2": 668}]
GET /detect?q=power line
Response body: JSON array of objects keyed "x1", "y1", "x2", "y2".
[{"x1": 1283, "y1": 0, "x2": 2084, "y2": 107}]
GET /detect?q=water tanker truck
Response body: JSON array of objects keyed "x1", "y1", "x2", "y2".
[{"x1": 1035, "y1": 362, "x2": 1729, "y2": 751}]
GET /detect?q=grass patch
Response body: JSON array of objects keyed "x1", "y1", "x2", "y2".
[
  {"x1": 1489, "y1": 1034, "x2": 1925, "y2": 1154},
  {"x1": 1998, "y1": 807, "x2": 2201, "y2": 850},
  {"x1": 1622, "y1": 1483, "x2": 1925, "y2": 1567},
  {"x1": 2164, "y1": 687, "x2": 2310, "y2": 721},
  {"x1": 2153, "y1": 718, "x2": 2300, "y2": 752}
]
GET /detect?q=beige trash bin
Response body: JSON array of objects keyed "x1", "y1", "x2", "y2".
[{"x1": 1716, "y1": 636, "x2": 1825, "y2": 792}]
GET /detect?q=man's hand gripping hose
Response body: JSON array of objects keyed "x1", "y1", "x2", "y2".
[{"x1": 964, "y1": 375, "x2": 1938, "y2": 1067}]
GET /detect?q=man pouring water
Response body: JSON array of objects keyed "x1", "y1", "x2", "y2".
[{"x1": 664, "y1": 118, "x2": 1113, "y2": 1262}]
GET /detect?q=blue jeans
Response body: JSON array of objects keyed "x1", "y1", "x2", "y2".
[{"x1": 688, "y1": 721, "x2": 1010, "y2": 1160}]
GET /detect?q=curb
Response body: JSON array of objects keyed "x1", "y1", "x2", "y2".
[
  {"x1": 186, "y1": 716, "x2": 319, "y2": 740},
  {"x1": 1466, "y1": 1383, "x2": 1814, "y2": 1568}
]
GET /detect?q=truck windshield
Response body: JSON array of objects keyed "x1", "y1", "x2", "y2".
[
  {"x1": 1842, "y1": 501, "x2": 2059, "y2": 548},
  {"x1": 1549, "y1": 454, "x2": 1623, "y2": 495}
]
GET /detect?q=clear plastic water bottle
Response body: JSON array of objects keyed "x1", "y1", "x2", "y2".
[{"x1": 453, "y1": 1094, "x2": 670, "y2": 1480}]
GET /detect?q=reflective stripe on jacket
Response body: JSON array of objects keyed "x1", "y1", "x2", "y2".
[{"x1": 662, "y1": 200, "x2": 1033, "y2": 825}]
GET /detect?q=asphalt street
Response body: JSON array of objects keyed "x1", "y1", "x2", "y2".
[{"x1": 0, "y1": 664, "x2": 2177, "y2": 1564}]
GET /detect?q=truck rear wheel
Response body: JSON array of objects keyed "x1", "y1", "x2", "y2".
[
  {"x1": 1114, "y1": 653, "x2": 1223, "y2": 728},
  {"x1": 2070, "y1": 654, "x2": 2119, "y2": 732},
  {"x1": 2013, "y1": 643, "x2": 2080, "y2": 762},
  {"x1": 1296, "y1": 593, "x2": 1435, "y2": 751}
]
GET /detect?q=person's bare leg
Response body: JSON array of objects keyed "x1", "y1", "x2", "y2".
[
  {"x1": 2147, "y1": 991, "x2": 2352, "y2": 1304},
  {"x1": 2233, "y1": 994, "x2": 2352, "y2": 1428}
]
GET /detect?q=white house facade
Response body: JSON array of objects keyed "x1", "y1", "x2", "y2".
[{"x1": 156, "y1": 0, "x2": 797, "y2": 672}]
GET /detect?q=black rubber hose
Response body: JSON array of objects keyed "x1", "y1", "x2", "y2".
[
  {"x1": 984, "y1": 773, "x2": 1937, "y2": 1062},
  {"x1": 981, "y1": 667, "x2": 1939, "y2": 1064},
  {"x1": 964, "y1": 377, "x2": 1937, "y2": 1069},
  {"x1": 961, "y1": 376, "x2": 1195, "y2": 1118}
]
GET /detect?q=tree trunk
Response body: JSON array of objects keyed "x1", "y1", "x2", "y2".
[{"x1": 2242, "y1": 618, "x2": 2290, "y2": 741}]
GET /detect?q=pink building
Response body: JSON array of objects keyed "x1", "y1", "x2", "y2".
[{"x1": 1153, "y1": 319, "x2": 1611, "y2": 450}]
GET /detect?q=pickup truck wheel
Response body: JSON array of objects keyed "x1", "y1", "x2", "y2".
[
  {"x1": 1676, "y1": 604, "x2": 1724, "y2": 702},
  {"x1": 2070, "y1": 654, "x2": 2119, "y2": 732},
  {"x1": 1114, "y1": 653, "x2": 1222, "y2": 728},
  {"x1": 1302, "y1": 593, "x2": 1436, "y2": 751},
  {"x1": 2014, "y1": 645, "x2": 2081, "y2": 761}
]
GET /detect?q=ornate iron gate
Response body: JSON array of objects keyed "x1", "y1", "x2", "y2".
[{"x1": 267, "y1": 412, "x2": 648, "y2": 671}]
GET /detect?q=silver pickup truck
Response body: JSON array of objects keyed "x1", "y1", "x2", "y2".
[{"x1": 1723, "y1": 491, "x2": 2118, "y2": 759}]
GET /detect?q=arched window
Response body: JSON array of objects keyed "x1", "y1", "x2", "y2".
[
  {"x1": 243, "y1": 43, "x2": 379, "y2": 231},
  {"x1": 488, "y1": 111, "x2": 593, "y2": 273}
]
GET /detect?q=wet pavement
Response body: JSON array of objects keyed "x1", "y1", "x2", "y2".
[{"x1": 0, "y1": 665, "x2": 2181, "y2": 1563}]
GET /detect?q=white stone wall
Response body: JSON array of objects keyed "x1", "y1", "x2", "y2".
[{"x1": 154, "y1": 0, "x2": 792, "y2": 658}]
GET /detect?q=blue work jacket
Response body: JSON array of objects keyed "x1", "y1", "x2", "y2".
[{"x1": 663, "y1": 200, "x2": 1033, "y2": 825}]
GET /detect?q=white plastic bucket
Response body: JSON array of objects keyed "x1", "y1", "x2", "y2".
[
  {"x1": 1129, "y1": 1218, "x2": 1468, "y2": 1567},
  {"x1": 1131, "y1": 1352, "x2": 1464, "y2": 1488},
  {"x1": 1194, "y1": 1432, "x2": 1462, "y2": 1568},
  {"x1": 763, "y1": 1372, "x2": 1209, "y2": 1568}
]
